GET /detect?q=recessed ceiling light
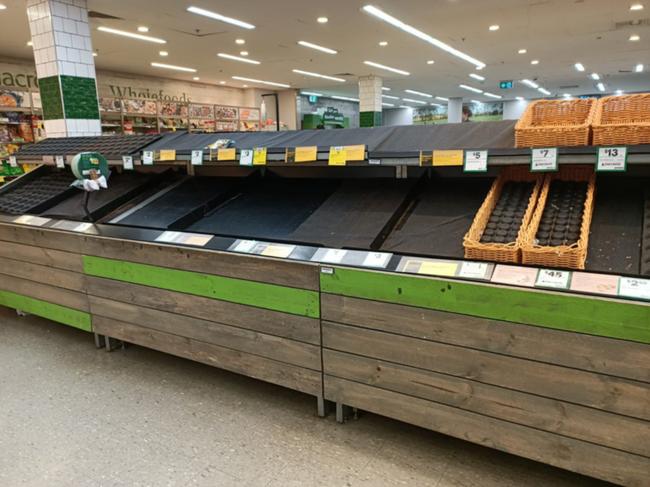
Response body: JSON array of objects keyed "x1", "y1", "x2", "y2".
[
  {"x1": 26, "y1": 41, "x2": 32, "y2": 46},
  {"x1": 240, "y1": 51, "x2": 249, "y2": 56},
  {"x1": 362, "y1": 5, "x2": 485, "y2": 68},
  {"x1": 382, "y1": 102, "x2": 395, "y2": 107},
  {"x1": 435, "y1": 96, "x2": 448, "y2": 101},
  {"x1": 616, "y1": 89, "x2": 624, "y2": 95},
  {"x1": 531, "y1": 59, "x2": 539, "y2": 65},
  {"x1": 516, "y1": 96, "x2": 525, "y2": 101},
  {"x1": 484, "y1": 92, "x2": 502, "y2": 99},
  {"x1": 187, "y1": 6, "x2": 255, "y2": 29},
  {"x1": 489, "y1": 25, "x2": 500, "y2": 31},
  {"x1": 475, "y1": 65, "x2": 485, "y2": 70},
  {"x1": 538, "y1": 87, "x2": 551, "y2": 95},
  {"x1": 292, "y1": 69, "x2": 346, "y2": 82},
  {"x1": 629, "y1": 34, "x2": 640, "y2": 41},
  {"x1": 232, "y1": 76, "x2": 290, "y2": 88},
  {"x1": 243, "y1": 84, "x2": 248, "y2": 87},
  {"x1": 382, "y1": 87, "x2": 391, "y2": 91},
  {"x1": 301, "y1": 91, "x2": 323, "y2": 96},
  {"x1": 590, "y1": 73, "x2": 600, "y2": 80},
  {"x1": 635, "y1": 63, "x2": 644, "y2": 72},
  {"x1": 297, "y1": 40, "x2": 337, "y2": 54},
  {"x1": 399, "y1": 105, "x2": 411, "y2": 109},
  {"x1": 405, "y1": 89, "x2": 432, "y2": 98},
  {"x1": 97, "y1": 26, "x2": 166, "y2": 44},
  {"x1": 469, "y1": 73, "x2": 485, "y2": 81},
  {"x1": 459, "y1": 84, "x2": 483, "y2": 93},
  {"x1": 150, "y1": 62, "x2": 196, "y2": 72},
  {"x1": 0, "y1": 4, "x2": 7, "y2": 10},
  {"x1": 379, "y1": 41, "x2": 388, "y2": 46},
  {"x1": 521, "y1": 79, "x2": 539, "y2": 88},
  {"x1": 518, "y1": 48, "x2": 527, "y2": 54},
  {"x1": 402, "y1": 98, "x2": 427, "y2": 104},
  {"x1": 92, "y1": 52, "x2": 97, "y2": 57},
  {"x1": 236, "y1": 39, "x2": 246, "y2": 45},
  {"x1": 597, "y1": 82, "x2": 605, "y2": 92},
  {"x1": 159, "y1": 50, "x2": 168, "y2": 56},
  {"x1": 317, "y1": 16, "x2": 328, "y2": 23},
  {"x1": 563, "y1": 93, "x2": 572, "y2": 98},
  {"x1": 137, "y1": 26, "x2": 149, "y2": 32},
  {"x1": 574, "y1": 62, "x2": 585, "y2": 72},
  {"x1": 427, "y1": 60, "x2": 435, "y2": 64},
  {"x1": 219, "y1": 81, "x2": 226, "y2": 84},
  {"x1": 470, "y1": 99, "x2": 483, "y2": 104},
  {"x1": 218, "y1": 53, "x2": 261, "y2": 64},
  {"x1": 363, "y1": 60, "x2": 410, "y2": 75},
  {"x1": 193, "y1": 76, "x2": 200, "y2": 81},
  {"x1": 332, "y1": 95, "x2": 359, "y2": 102},
  {"x1": 382, "y1": 94, "x2": 399, "y2": 99},
  {"x1": 630, "y1": 3, "x2": 644, "y2": 10}
]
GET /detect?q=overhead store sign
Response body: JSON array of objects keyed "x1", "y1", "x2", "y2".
[
  {"x1": 323, "y1": 107, "x2": 344, "y2": 124},
  {"x1": 499, "y1": 80, "x2": 514, "y2": 90}
]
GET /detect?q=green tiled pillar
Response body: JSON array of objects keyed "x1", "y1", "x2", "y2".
[
  {"x1": 360, "y1": 111, "x2": 382, "y2": 128},
  {"x1": 27, "y1": 0, "x2": 101, "y2": 137},
  {"x1": 359, "y1": 75, "x2": 383, "y2": 127}
]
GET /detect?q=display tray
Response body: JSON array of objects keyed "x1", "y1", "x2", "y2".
[
  {"x1": 0, "y1": 168, "x2": 76, "y2": 215},
  {"x1": 586, "y1": 176, "x2": 647, "y2": 276},
  {"x1": 382, "y1": 178, "x2": 493, "y2": 259}
]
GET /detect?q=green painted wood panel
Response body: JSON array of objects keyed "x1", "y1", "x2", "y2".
[
  {"x1": 83, "y1": 256, "x2": 319, "y2": 318},
  {"x1": 320, "y1": 268, "x2": 650, "y2": 343},
  {"x1": 0, "y1": 290, "x2": 91, "y2": 332}
]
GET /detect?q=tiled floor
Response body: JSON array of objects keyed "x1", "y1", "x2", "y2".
[{"x1": 0, "y1": 307, "x2": 611, "y2": 487}]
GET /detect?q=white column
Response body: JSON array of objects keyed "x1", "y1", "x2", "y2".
[
  {"x1": 447, "y1": 97, "x2": 463, "y2": 124},
  {"x1": 358, "y1": 75, "x2": 382, "y2": 127}
]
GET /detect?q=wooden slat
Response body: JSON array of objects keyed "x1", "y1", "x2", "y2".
[
  {"x1": 0, "y1": 258, "x2": 85, "y2": 292},
  {"x1": 323, "y1": 322, "x2": 650, "y2": 421},
  {"x1": 0, "y1": 223, "x2": 84, "y2": 253},
  {"x1": 83, "y1": 235, "x2": 319, "y2": 290},
  {"x1": 86, "y1": 277, "x2": 319, "y2": 344},
  {"x1": 324, "y1": 349, "x2": 650, "y2": 457},
  {"x1": 93, "y1": 316, "x2": 322, "y2": 396},
  {"x1": 90, "y1": 296, "x2": 321, "y2": 370},
  {"x1": 322, "y1": 294, "x2": 650, "y2": 383},
  {"x1": 324, "y1": 376, "x2": 650, "y2": 487},
  {"x1": 0, "y1": 274, "x2": 88, "y2": 312},
  {"x1": 0, "y1": 240, "x2": 82, "y2": 272}
]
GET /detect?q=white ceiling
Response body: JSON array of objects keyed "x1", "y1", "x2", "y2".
[{"x1": 0, "y1": 0, "x2": 649, "y2": 104}]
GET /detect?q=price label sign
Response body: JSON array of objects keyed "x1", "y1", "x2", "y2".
[
  {"x1": 361, "y1": 252, "x2": 392, "y2": 269},
  {"x1": 328, "y1": 146, "x2": 347, "y2": 166},
  {"x1": 320, "y1": 248, "x2": 348, "y2": 264},
  {"x1": 122, "y1": 155, "x2": 134, "y2": 170},
  {"x1": 142, "y1": 151, "x2": 154, "y2": 165},
  {"x1": 191, "y1": 150, "x2": 204, "y2": 166},
  {"x1": 8, "y1": 155, "x2": 17, "y2": 167},
  {"x1": 597, "y1": 147, "x2": 627, "y2": 172},
  {"x1": 253, "y1": 147, "x2": 267, "y2": 165},
  {"x1": 531, "y1": 148, "x2": 558, "y2": 172},
  {"x1": 239, "y1": 149, "x2": 253, "y2": 166},
  {"x1": 535, "y1": 269, "x2": 571, "y2": 289},
  {"x1": 618, "y1": 277, "x2": 650, "y2": 301},
  {"x1": 464, "y1": 150, "x2": 488, "y2": 172},
  {"x1": 55, "y1": 155, "x2": 65, "y2": 168},
  {"x1": 458, "y1": 261, "x2": 491, "y2": 280}
]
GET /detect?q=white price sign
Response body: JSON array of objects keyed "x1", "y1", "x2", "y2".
[
  {"x1": 232, "y1": 239, "x2": 258, "y2": 253},
  {"x1": 597, "y1": 147, "x2": 627, "y2": 172},
  {"x1": 240, "y1": 149, "x2": 253, "y2": 166},
  {"x1": 191, "y1": 150, "x2": 204, "y2": 166},
  {"x1": 458, "y1": 262, "x2": 490, "y2": 280},
  {"x1": 464, "y1": 150, "x2": 488, "y2": 172},
  {"x1": 55, "y1": 155, "x2": 65, "y2": 168},
  {"x1": 142, "y1": 151, "x2": 154, "y2": 165},
  {"x1": 535, "y1": 269, "x2": 571, "y2": 289},
  {"x1": 531, "y1": 148, "x2": 558, "y2": 172},
  {"x1": 361, "y1": 252, "x2": 392, "y2": 269},
  {"x1": 122, "y1": 155, "x2": 134, "y2": 170},
  {"x1": 8, "y1": 155, "x2": 17, "y2": 167},
  {"x1": 320, "y1": 249, "x2": 348, "y2": 264},
  {"x1": 618, "y1": 277, "x2": 650, "y2": 301}
]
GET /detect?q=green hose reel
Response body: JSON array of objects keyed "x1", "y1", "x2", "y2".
[{"x1": 70, "y1": 152, "x2": 110, "y2": 181}]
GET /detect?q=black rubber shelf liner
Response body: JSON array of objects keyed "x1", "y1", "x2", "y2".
[
  {"x1": 643, "y1": 188, "x2": 650, "y2": 276},
  {"x1": 186, "y1": 178, "x2": 340, "y2": 240},
  {"x1": 289, "y1": 178, "x2": 417, "y2": 249},
  {"x1": 0, "y1": 168, "x2": 76, "y2": 215},
  {"x1": 381, "y1": 178, "x2": 493, "y2": 259},
  {"x1": 17, "y1": 134, "x2": 161, "y2": 159},
  {"x1": 586, "y1": 176, "x2": 646, "y2": 276}
]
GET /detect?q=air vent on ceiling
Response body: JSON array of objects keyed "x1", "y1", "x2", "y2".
[
  {"x1": 559, "y1": 84, "x2": 580, "y2": 89},
  {"x1": 88, "y1": 11, "x2": 123, "y2": 20},
  {"x1": 614, "y1": 18, "x2": 650, "y2": 28},
  {"x1": 333, "y1": 73, "x2": 354, "y2": 77}
]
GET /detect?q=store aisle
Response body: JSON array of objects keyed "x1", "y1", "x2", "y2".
[{"x1": 0, "y1": 307, "x2": 611, "y2": 487}]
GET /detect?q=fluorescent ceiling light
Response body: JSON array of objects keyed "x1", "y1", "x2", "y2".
[
  {"x1": 232, "y1": 76, "x2": 290, "y2": 88},
  {"x1": 292, "y1": 69, "x2": 346, "y2": 82},
  {"x1": 379, "y1": 41, "x2": 388, "y2": 46},
  {"x1": 151, "y1": 62, "x2": 196, "y2": 72},
  {"x1": 616, "y1": 89, "x2": 624, "y2": 95},
  {"x1": 364, "y1": 60, "x2": 410, "y2": 75},
  {"x1": 219, "y1": 81, "x2": 226, "y2": 84},
  {"x1": 518, "y1": 48, "x2": 527, "y2": 54},
  {"x1": 469, "y1": 73, "x2": 485, "y2": 81},
  {"x1": 597, "y1": 82, "x2": 606, "y2": 92},
  {"x1": 382, "y1": 87, "x2": 391, "y2": 91},
  {"x1": 531, "y1": 59, "x2": 539, "y2": 65},
  {"x1": 427, "y1": 60, "x2": 435, "y2": 64},
  {"x1": 476, "y1": 65, "x2": 485, "y2": 70},
  {"x1": 97, "y1": 26, "x2": 166, "y2": 44},
  {"x1": 193, "y1": 76, "x2": 200, "y2": 80},
  {"x1": 402, "y1": 98, "x2": 427, "y2": 104},
  {"x1": 240, "y1": 51, "x2": 248, "y2": 56},
  {"x1": 236, "y1": 39, "x2": 245, "y2": 45},
  {"x1": 26, "y1": 41, "x2": 33, "y2": 46},
  {"x1": 382, "y1": 94, "x2": 399, "y2": 99},
  {"x1": 382, "y1": 102, "x2": 394, "y2": 107},
  {"x1": 521, "y1": 79, "x2": 539, "y2": 89},
  {"x1": 489, "y1": 25, "x2": 500, "y2": 31},
  {"x1": 187, "y1": 6, "x2": 255, "y2": 29},
  {"x1": 516, "y1": 96, "x2": 524, "y2": 101},
  {"x1": 459, "y1": 84, "x2": 483, "y2": 93},
  {"x1": 470, "y1": 100, "x2": 482, "y2": 104},
  {"x1": 159, "y1": 50, "x2": 168, "y2": 56},
  {"x1": 332, "y1": 95, "x2": 359, "y2": 102},
  {"x1": 399, "y1": 105, "x2": 411, "y2": 109},
  {"x1": 630, "y1": 3, "x2": 644, "y2": 10},
  {"x1": 301, "y1": 91, "x2": 323, "y2": 96},
  {"x1": 629, "y1": 34, "x2": 640, "y2": 41},
  {"x1": 137, "y1": 26, "x2": 149, "y2": 32},
  {"x1": 538, "y1": 87, "x2": 551, "y2": 95},
  {"x1": 317, "y1": 16, "x2": 328, "y2": 23},
  {"x1": 435, "y1": 96, "x2": 448, "y2": 101},
  {"x1": 404, "y1": 89, "x2": 432, "y2": 98},
  {"x1": 92, "y1": 52, "x2": 97, "y2": 57},
  {"x1": 430, "y1": 103, "x2": 443, "y2": 107},
  {"x1": 362, "y1": 5, "x2": 485, "y2": 68},
  {"x1": 574, "y1": 63, "x2": 585, "y2": 72},
  {"x1": 590, "y1": 73, "x2": 600, "y2": 80},
  {"x1": 563, "y1": 93, "x2": 572, "y2": 98},
  {"x1": 218, "y1": 53, "x2": 261, "y2": 64},
  {"x1": 298, "y1": 40, "x2": 337, "y2": 54},
  {"x1": 0, "y1": 4, "x2": 7, "y2": 9},
  {"x1": 635, "y1": 63, "x2": 644, "y2": 72},
  {"x1": 484, "y1": 92, "x2": 502, "y2": 99}
]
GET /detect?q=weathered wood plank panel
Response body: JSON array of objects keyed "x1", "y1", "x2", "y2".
[
  {"x1": 0, "y1": 240, "x2": 82, "y2": 272},
  {"x1": 0, "y1": 258, "x2": 85, "y2": 292},
  {"x1": 0, "y1": 223, "x2": 84, "y2": 253},
  {"x1": 0, "y1": 274, "x2": 88, "y2": 312}
]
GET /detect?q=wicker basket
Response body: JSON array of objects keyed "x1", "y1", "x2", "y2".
[
  {"x1": 521, "y1": 165, "x2": 596, "y2": 270},
  {"x1": 593, "y1": 93, "x2": 650, "y2": 146},
  {"x1": 463, "y1": 166, "x2": 544, "y2": 263},
  {"x1": 515, "y1": 99, "x2": 597, "y2": 148}
]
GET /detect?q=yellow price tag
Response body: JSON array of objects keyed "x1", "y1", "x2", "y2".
[
  {"x1": 328, "y1": 146, "x2": 347, "y2": 166},
  {"x1": 344, "y1": 144, "x2": 365, "y2": 161},
  {"x1": 217, "y1": 148, "x2": 236, "y2": 161},
  {"x1": 433, "y1": 150, "x2": 464, "y2": 166},
  {"x1": 253, "y1": 147, "x2": 267, "y2": 165},
  {"x1": 260, "y1": 244, "x2": 294, "y2": 258},
  {"x1": 418, "y1": 261, "x2": 458, "y2": 276},
  {"x1": 158, "y1": 149, "x2": 176, "y2": 161},
  {"x1": 295, "y1": 146, "x2": 318, "y2": 163}
]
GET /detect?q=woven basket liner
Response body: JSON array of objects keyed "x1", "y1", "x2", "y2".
[
  {"x1": 521, "y1": 165, "x2": 596, "y2": 270},
  {"x1": 593, "y1": 93, "x2": 650, "y2": 146},
  {"x1": 463, "y1": 165, "x2": 543, "y2": 263},
  {"x1": 515, "y1": 99, "x2": 597, "y2": 148}
]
